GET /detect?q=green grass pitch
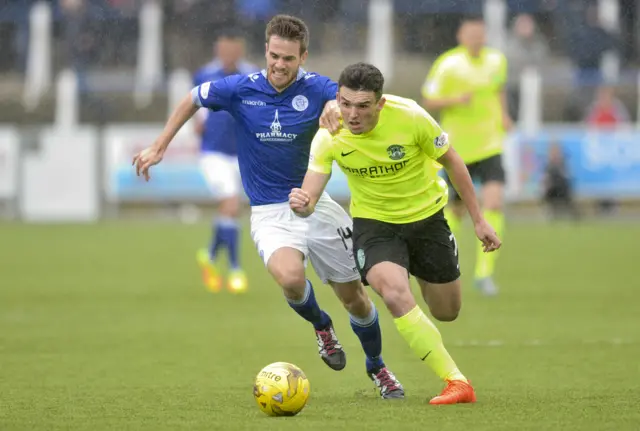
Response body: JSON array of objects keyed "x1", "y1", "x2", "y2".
[{"x1": 1, "y1": 219, "x2": 639, "y2": 430}]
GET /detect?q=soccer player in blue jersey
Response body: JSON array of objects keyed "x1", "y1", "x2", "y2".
[
  {"x1": 133, "y1": 15, "x2": 404, "y2": 399},
  {"x1": 192, "y1": 29, "x2": 259, "y2": 294}
]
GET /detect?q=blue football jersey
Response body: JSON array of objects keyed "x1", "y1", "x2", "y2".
[
  {"x1": 192, "y1": 60, "x2": 259, "y2": 155},
  {"x1": 191, "y1": 68, "x2": 338, "y2": 206}
]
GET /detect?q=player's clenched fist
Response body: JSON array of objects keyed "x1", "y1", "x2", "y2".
[
  {"x1": 474, "y1": 219, "x2": 502, "y2": 253},
  {"x1": 132, "y1": 146, "x2": 164, "y2": 181},
  {"x1": 289, "y1": 188, "x2": 314, "y2": 217},
  {"x1": 319, "y1": 99, "x2": 342, "y2": 135}
]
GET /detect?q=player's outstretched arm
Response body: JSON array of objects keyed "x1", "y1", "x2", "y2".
[
  {"x1": 499, "y1": 90, "x2": 514, "y2": 131},
  {"x1": 421, "y1": 64, "x2": 472, "y2": 112},
  {"x1": 422, "y1": 94, "x2": 472, "y2": 112},
  {"x1": 437, "y1": 147, "x2": 502, "y2": 252},
  {"x1": 289, "y1": 171, "x2": 331, "y2": 218},
  {"x1": 132, "y1": 93, "x2": 199, "y2": 181}
]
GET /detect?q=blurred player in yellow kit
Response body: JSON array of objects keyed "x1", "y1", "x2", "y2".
[
  {"x1": 290, "y1": 62, "x2": 502, "y2": 405},
  {"x1": 422, "y1": 15, "x2": 513, "y2": 296}
]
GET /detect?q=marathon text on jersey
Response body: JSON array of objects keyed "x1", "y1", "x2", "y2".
[{"x1": 340, "y1": 160, "x2": 409, "y2": 178}]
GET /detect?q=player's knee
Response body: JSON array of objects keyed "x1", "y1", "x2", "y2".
[
  {"x1": 483, "y1": 200, "x2": 503, "y2": 211},
  {"x1": 218, "y1": 196, "x2": 240, "y2": 217},
  {"x1": 431, "y1": 308, "x2": 459, "y2": 322},
  {"x1": 420, "y1": 279, "x2": 461, "y2": 322},
  {"x1": 276, "y1": 272, "x2": 306, "y2": 291},
  {"x1": 374, "y1": 280, "x2": 414, "y2": 317},
  {"x1": 272, "y1": 268, "x2": 306, "y2": 299},
  {"x1": 450, "y1": 202, "x2": 465, "y2": 218},
  {"x1": 482, "y1": 182, "x2": 504, "y2": 211}
]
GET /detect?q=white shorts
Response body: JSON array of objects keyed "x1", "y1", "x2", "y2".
[
  {"x1": 250, "y1": 193, "x2": 360, "y2": 284},
  {"x1": 199, "y1": 152, "x2": 241, "y2": 199}
]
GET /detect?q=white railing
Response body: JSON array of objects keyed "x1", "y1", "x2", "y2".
[
  {"x1": 134, "y1": 0, "x2": 163, "y2": 108},
  {"x1": 19, "y1": 0, "x2": 634, "y2": 131},
  {"x1": 23, "y1": 1, "x2": 52, "y2": 111},
  {"x1": 519, "y1": 67, "x2": 542, "y2": 137},
  {"x1": 167, "y1": 68, "x2": 195, "y2": 135},
  {"x1": 599, "y1": 0, "x2": 620, "y2": 83},
  {"x1": 484, "y1": 0, "x2": 507, "y2": 51},
  {"x1": 636, "y1": 71, "x2": 640, "y2": 128},
  {"x1": 54, "y1": 69, "x2": 79, "y2": 129},
  {"x1": 366, "y1": 0, "x2": 394, "y2": 81}
]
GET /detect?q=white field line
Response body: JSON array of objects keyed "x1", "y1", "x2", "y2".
[{"x1": 450, "y1": 338, "x2": 636, "y2": 347}]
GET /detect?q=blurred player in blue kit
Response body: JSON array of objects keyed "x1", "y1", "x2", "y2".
[
  {"x1": 192, "y1": 29, "x2": 259, "y2": 293},
  {"x1": 132, "y1": 15, "x2": 405, "y2": 399}
]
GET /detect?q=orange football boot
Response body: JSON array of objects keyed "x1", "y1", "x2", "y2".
[
  {"x1": 429, "y1": 380, "x2": 477, "y2": 405},
  {"x1": 196, "y1": 249, "x2": 222, "y2": 293}
]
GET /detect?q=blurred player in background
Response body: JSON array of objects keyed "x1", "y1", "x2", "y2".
[
  {"x1": 193, "y1": 29, "x2": 259, "y2": 294},
  {"x1": 290, "y1": 62, "x2": 501, "y2": 404},
  {"x1": 422, "y1": 15, "x2": 512, "y2": 296},
  {"x1": 133, "y1": 15, "x2": 404, "y2": 399}
]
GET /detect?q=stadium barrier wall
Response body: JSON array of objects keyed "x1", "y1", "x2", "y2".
[
  {"x1": 103, "y1": 124, "x2": 640, "y2": 203},
  {"x1": 1, "y1": 124, "x2": 640, "y2": 221},
  {"x1": 0, "y1": 128, "x2": 19, "y2": 202},
  {"x1": 513, "y1": 126, "x2": 640, "y2": 201},
  {"x1": 20, "y1": 127, "x2": 100, "y2": 222}
]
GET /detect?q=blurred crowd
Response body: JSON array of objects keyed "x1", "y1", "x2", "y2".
[{"x1": 0, "y1": 0, "x2": 638, "y2": 124}]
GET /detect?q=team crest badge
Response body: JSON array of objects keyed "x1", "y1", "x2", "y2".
[
  {"x1": 387, "y1": 145, "x2": 405, "y2": 160},
  {"x1": 434, "y1": 133, "x2": 448, "y2": 148},
  {"x1": 199, "y1": 82, "x2": 210, "y2": 99},
  {"x1": 356, "y1": 249, "x2": 366, "y2": 269},
  {"x1": 292, "y1": 95, "x2": 309, "y2": 112}
]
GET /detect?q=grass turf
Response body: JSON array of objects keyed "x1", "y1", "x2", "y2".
[{"x1": 1, "y1": 220, "x2": 638, "y2": 430}]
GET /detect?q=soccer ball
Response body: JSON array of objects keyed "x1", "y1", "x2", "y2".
[{"x1": 253, "y1": 362, "x2": 310, "y2": 417}]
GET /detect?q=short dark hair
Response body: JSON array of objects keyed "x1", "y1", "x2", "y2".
[
  {"x1": 460, "y1": 13, "x2": 485, "y2": 25},
  {"x1": 338, "y1": 63, "x2": 384, "y2": 100},
  {"x1": 265, "y1": 15, "x2": 309, "y2": 54},
  {"x1": 216, "y1": 27, "x2": 245, "y2": 41}
]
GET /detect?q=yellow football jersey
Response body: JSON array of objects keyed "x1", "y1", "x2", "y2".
[
  {"x1": 308, "y1": 95, "x2": 449, "y2": 224},
  {"x1": 422, "y1": 46, "x2": 507, "y2": 164}
]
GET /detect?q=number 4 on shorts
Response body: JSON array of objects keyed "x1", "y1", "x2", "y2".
[{"x1": 337, "y1": 227, "x2": 353, "y2": 250}]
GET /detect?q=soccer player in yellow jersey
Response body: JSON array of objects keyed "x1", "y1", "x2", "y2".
[
  {"x1": 289, "y1": 62, "x2": 501, "y2": 405},
  {"x1": 422, "y1": 15, "x2": 512, "y2": 296}
]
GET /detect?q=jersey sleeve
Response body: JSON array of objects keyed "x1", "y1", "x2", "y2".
[
  {"x1": 321, "y1": 79, "x2": 338, "y2": 104},
  {"x1": 413, "y1": 103, "x2": 450, "y2": 160},
  {"x1": 421, "y1": 56, "x2": 450, "y2": 100},
  {"x1": 308, "y1": 128, "x2": 335, "y2": 174},
  {"x1": 191, "y1": 75, "x2": 242, "y2": 112}
]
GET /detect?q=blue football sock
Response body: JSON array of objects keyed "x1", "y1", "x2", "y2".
[
  {"x1": 287, "y1": 280, "x2": 331, "y2": 331},
  {"x1": 350, "y1": 302, "x2": 384, "y2": 372},
  {"x1": 216, "y1": 217, "x2": 240, "y2": 269},
  {"x1": 208, "y1": 219, "x2": 224, "y2": 261}
]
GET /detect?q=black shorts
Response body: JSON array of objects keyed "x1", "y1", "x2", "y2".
[
  {"x1": 352, "y1": 209, "x2": 460, "y2": 285},
  {"x1": 445, "y1": 154, "x2": 505, "y2": 201}
]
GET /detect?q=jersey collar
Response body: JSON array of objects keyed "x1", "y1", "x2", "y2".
[
  {"x1": 260, "y1": 67, "x2": 307, "y2": 81},
  {"x1": 260, "y1": 68, "x2": 307, "y2": 93},
  {"x1": 460, "y1": 46, "x2": 486, "y2": 62},
  {"x1": 205, "y1": 59, "x2": 241, "y2": 75}
]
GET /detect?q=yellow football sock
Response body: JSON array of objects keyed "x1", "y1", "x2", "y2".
[
  {"x1": 444, "y1": 207, "x2": 462, "y2": 237},
  {"x1": 475, "y1": 209, "x2": 504, "y2": 279},
  {"x1": 394, "y1": 305, "x2": 466, "y2": 382}
]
